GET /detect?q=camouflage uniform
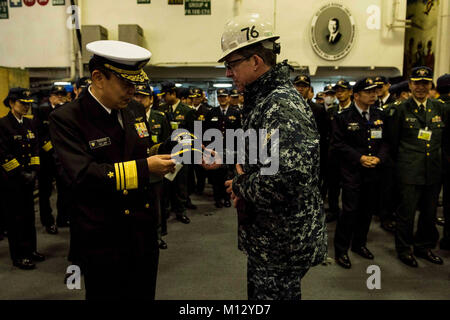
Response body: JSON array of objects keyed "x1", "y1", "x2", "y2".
[{"x1": 231, "y1": 61, "x2": 328, "y2": 300}]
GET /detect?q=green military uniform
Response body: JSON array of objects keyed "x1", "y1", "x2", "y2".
[
  {"x1": 159, "y1": 101, "x2": 196, "y2": 134},
  {"x1": 148, "y1": 110, "x2": 170, "y2": 145},
  {"x1": 147, "y1": 108, "x2": 171, "y2": 240},
  {"x1": 158, "y1": 84, "x2": 196, "y2": 223},
  {"x1": 325, "y1": 101, "x2": 342, "y2": 219},
  {"x1": 377, "y1": 101, "x2": 403, "y2": 232},
  {"x1": 388, "y1": 96, "x2": 449, "y2": 256}
]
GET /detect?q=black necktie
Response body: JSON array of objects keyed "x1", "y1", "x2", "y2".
[
  {"x1": 110, "y1": 109, "x2": 122, "y2": 129},
  {"x1": 362, "y1": 111, "x2": 369, "y2": 122}
]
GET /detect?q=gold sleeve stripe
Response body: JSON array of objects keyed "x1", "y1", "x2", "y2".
[
  {"x1": 149, "y1": 143, "x2": 161, "y2": 156},
  {"x1": 114, "y1": 163, "x2": 121, "y2": 191},
  {"x1": 119, "y1": 162, "x2": 125, "y2": 190},
  {"x1": 2, "y1": 159, "x2": 20, "y2": 172},
  {"x1": 114, "y1": 161, "x2": 139, "y2": 190},
  {"x1": 42, "y1": 141, "x2": 53, "y2": 152},
  {"x1": 123, "y1": 161, "x2": 138, "y2": 190},
  {"x1": 30, "y1": 157, "x2": 40, "y2": 166}
]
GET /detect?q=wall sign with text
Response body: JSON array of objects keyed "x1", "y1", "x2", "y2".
[
  {"x1": 0, "y1": 0, "x2": 8, "y2": 19},
  {"x1": 10, "y1": 0, "x2": 22, "y2": 8},
  {"x1": 310, "y1": 3, "x2": 355, "y2": 61},
  {"x1": 185, "y1": 0, "x2": 210, "y2": 15}
]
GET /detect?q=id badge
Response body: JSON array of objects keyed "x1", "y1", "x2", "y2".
[
  {"x1": 170, "y1": 121, "x2": 179, "y2": 130},
  {"x1": 418, "y1": 129, "x2": 432, "y2": 141},
  {"x1": 371, "y1": 129, "x2": 382, "y2": 139}
]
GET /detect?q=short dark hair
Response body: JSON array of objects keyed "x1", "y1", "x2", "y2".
[
  {"x1": 88, "y1": 58, "x2": 112, "y2": 79},
  {"x1": 330, "y1": 18, "x2": 339, "y2": 30},
  {"x1": 234, "y1": 41, "x2": 277, "y2": 67}
]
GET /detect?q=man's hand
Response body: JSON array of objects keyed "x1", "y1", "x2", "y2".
[
  {"x1": 201, "y1": 145, "x2": 223, "y2": 170},
  {"x1": 236, "y1": 164, "x2": 244, "y2": 175},
  {"x1": 368, "y1": 156, "x2": 380, "y2": 167},
  {"x1": 225, "y1": 179, "x2": 241, "y2": 208},
  {"x1": 147, "y1": 154, "x2": 176, "y2": 176},
  {"x1": 360, "y1": 155, "x2": 380, "y2": 168}
]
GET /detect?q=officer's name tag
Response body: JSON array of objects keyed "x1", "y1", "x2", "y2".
[
  {"x1": 211, "y1": 117, "x2": 219, "y2": 122},
  {"x1": 347, "y1": 123, "x2": 359, "y2": 131},
  {"x1": 89, "y1": 137, "x2": 111, "y2": 149},
  {"x1": 170, "y1": 121, "x2": 179, "y2": 130},
  {"x1": 418, "y1": 129, "x2": 432, "y2": 141},
  {"x1": 371, "y1": 129, "x2": 382, "y2": 139},
  {"x1": 14, "y1": 135, "x2": 22, "y2": 141}
]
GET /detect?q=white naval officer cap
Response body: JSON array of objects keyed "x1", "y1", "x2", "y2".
[{"x1": 86, "y1": 40, "x2": 152, "y2": 85}]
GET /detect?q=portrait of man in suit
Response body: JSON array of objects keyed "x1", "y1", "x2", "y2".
[{"x1": 326, "y1": 18, "x2": 341, "y2": 44}]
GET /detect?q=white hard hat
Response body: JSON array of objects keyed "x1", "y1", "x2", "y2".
[{"x1": 218, "y1": 13, "x2": 280, "y2": 62}]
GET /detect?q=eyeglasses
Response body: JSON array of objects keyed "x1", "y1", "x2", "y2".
[{"x1": 224, "y1": 55, "x2": 252, "y2": 70}]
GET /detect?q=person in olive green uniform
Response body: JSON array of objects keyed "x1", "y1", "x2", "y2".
[
  {"x1": 324, "y1": 84, "x2": 343, "y2": 223},
  {"x1": 191, "y1": 88, "x2": 210, "y2": 195},
  {"x1": 158, "y1": 82, "x2": 196, "y2": 224},
  {"x1": 437, "y1": 73, "x2": 450, "y2": 250},
  {"x1": 134, "y1": 83, "x2": 171, "y2": 249},
  {"x1": 205, "y1": 89, "x2": 242, "y2": 208},
  {"x1": 386, "y1": 67, "x2": 448, "y2": 267}
]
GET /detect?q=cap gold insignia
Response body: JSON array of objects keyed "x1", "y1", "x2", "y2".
[
  {"x1": 419, "y1": 69, "x2": 427, "y2": 76},
  {"x1": 367, "y1": 79, "x2": 374, "y2": 84}
]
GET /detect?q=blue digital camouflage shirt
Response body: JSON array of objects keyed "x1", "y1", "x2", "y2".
[{"x1": 232, "y1": 61, "x2": 327, "y2": 270}]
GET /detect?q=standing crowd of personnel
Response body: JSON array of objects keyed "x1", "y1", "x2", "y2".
[
  {"x1": 293, "y1": 68, "x2": 450, "y2": 269},
  {"x1": 0, "y1": 31, "x2": 448, "y2": 299},
  {"x1": 0, "y1": 74, "x2": 246, "y2": 272}
]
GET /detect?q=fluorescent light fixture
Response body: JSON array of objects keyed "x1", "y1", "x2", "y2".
[
  {"x1": 213, "y1": 83, "x2": 233, "y2": 88},
  {"x1": 54, "y1": 82, "x2": 71, "y2": 86},
  {"x1": 350, "y1": 81, "x2": 356, "y2": 86},
  {"x1": 175, "y1": 83, "x2": 182, "y2": 87}
]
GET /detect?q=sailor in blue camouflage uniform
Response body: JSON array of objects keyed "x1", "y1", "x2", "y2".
[{"x1": 219, "y1": 13, "x2": 327, "y2": 300}]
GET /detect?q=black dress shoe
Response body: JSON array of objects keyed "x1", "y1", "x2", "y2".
[
  {"x1": 335, "y1": 254, "x2": 351, "y2": 269},
  {"x1": 158, "y1": 239, "x2": 168, "y2": 250},
  {"x1": 436, "y1": 217, "x2": 445, "y2": 226},
  {"x1": 381, "y1": 220, "x2": 396, "y2": 233},
  {"x1": 30, "y1": 251, "x2": 45, "y2": 262},
  {"x1": 224, "y1": 200, "x2": 231, "y2": 208},
  {"x1": 45, "y1": 224, "x2": 58, "y2": 235},
  {"x1": 215, "y1": 201, "x2": 223, "y2": 208},
  {"x1": 414, "y1": 249, "x2": 444, "y2": 265},
  {"x1": 13, "y1": 258, "x2": 36, "y2": 270},
  {"x1": 352, "y1": 246, "x2": 374, "y2": 260},
  {"x1": 176, "y1": 215, "x2": 190, "y2": 224},
  {"x1": 398, "y1": 254, "x2": 418, "y2": 267}
]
